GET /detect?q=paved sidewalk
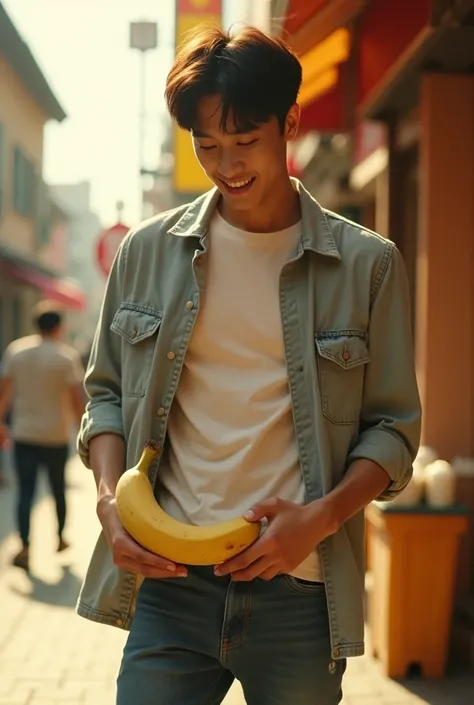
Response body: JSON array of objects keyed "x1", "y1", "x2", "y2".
[{"x1": 0, "y1": 454, "x2": 472, "y2": 705}]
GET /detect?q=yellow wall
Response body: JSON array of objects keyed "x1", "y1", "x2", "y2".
[
  {"x1": 173, "y1": 10, "x2": 220, "y2": 195},
  {"x1": 0, "y1": 57, "x2": 46, "y2": 256}
]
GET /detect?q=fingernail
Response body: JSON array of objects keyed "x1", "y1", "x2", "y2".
[
  {"x1": 166, "y1": 564, "x2": 176, "y2": 571},
  {"x1": 214, "y1": 567, "x2": 222, "y2": 576},
  {"x1": 244, "y1": 510, "x2": 254, "y2": 519},
  {"x1": 177, "y1": 572, "x2": 187, "y2": 578}
]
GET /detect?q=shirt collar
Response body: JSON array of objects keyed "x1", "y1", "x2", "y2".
[{"x1": 167, "y1": 178, "x2": 341, "y2": 260}]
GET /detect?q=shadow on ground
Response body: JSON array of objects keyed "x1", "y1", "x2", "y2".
[
  {"x1": 399, "y1": 676, "x2": 474, "y2": 704},
  {"x1": 0, "y1": 449, "x2": 85, "y2": 549},
  {"x1": 9, "y1": 564, "x2": 82, "y2": 608}
]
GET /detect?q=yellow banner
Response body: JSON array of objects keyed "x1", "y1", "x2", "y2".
[{"x1": 173, "y1": 8, "x2": 221, "y2": 195}]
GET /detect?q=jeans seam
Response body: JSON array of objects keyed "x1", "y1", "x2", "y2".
[{"x1": 222, "y1": 589, "x2": 252, "y2": 652}]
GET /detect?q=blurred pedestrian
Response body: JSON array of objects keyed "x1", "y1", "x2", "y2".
[{"x1": 0, "y1": 301, "x2": 85, "y2": 572}]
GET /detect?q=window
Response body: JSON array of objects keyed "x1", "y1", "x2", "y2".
[
  {"x1": 36, "y1": 179, "x2": 51, "y2": 246},
  {"x1": 13, "y1": 145, "x2": 36, "y2": 217}
]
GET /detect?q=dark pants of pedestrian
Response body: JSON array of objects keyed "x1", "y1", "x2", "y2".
[
  {"x1": 14, "y1": 442, "x2": 69, "y2": 548},
  {"x1": 116, "y1": 566, "x2": 346, "y2": 705}
]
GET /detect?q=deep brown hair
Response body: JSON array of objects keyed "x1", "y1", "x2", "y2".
[
  {"x1": 32, "y1": 300, "x2": 63, "y2": 333},
  {"x1": 165, "y1": 25, "x2": 302, "y2": 134}
]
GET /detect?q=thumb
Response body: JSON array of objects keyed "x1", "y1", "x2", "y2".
[{"x1": 244, "y1": 497, "x2": 280, "y2": 522}]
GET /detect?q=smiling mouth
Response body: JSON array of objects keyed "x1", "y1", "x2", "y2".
[{"x1": 220, "y1": 176, "x2": 256, "y2": 193}]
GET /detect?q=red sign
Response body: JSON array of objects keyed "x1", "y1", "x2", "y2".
[{"x1": 96, "y1": 223, "x2": 129, "y2": 278}]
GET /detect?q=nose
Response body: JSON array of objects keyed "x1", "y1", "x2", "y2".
[{"x1": 218, "y1": 148, "x2": 245, "y2": 179}]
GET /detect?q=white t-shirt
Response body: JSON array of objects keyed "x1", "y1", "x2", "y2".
[
  {"x1": 158, "y1": 210, "x2": 323, "y2": 581},
  {"x1": 1, "y1": 335, "x2": 84, "y2": 445}
]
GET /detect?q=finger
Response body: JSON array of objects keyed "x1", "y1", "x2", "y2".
[
  {"x1": 114, "y1": 533, "x2": 185, "y2": 573},
  {"x1": 258, "y1": 566, "x2": 281, "y2": 581},
  {"x1": 215, "y1": 538, "x2": 265, "y2": 576},
  {"x1": 244, "y1": 497, "x2": 280, "y2": 522},
  {"x1": 231, "y1": 557, "x2": 275, "y2": 582},
  {"x1": 117, "y1": 558, "x2": 188, "y2": 579}
]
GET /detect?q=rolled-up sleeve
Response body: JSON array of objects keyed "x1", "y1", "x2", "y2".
[
  {"x1": 347, "y1": 243, "x2": 422, "y2": 501},
  {"x1": 77, "y1": 234, "x2": 130, "y2": 468}
]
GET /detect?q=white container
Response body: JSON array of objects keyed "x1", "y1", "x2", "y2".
[
  {"x1": 415, "y1": 445, "x2": 439, "y2": 469},
  {"x1": 424, "y1": 460, "x2": 456, "y2": 508}
]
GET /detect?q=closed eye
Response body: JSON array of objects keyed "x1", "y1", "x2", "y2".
[
  {"x1": 238, "y1": 139, "x2": 258, "y2": 147},
  {"x1": 197, "y1": 144, "x2": 216, "y2": 151}
]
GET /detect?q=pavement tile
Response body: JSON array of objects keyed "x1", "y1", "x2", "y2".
[{"x1": 32, "y1": 684, "x2": 87, "y2": 699}]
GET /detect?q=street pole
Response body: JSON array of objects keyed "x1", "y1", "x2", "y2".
[
  {"x1": 129, "y1": 21, "x2": 158, "y2": 220},
  {"x1": 139, "y1": 49, "x2": 147, "y2": 191}
]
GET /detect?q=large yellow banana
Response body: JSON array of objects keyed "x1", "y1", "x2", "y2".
[{"x1": 115, "y1": 441, "x2": 261, "y2": 565}]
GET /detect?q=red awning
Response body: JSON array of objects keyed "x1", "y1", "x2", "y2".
[
  {"x1": 3, "y1": 262, "x2": 86, "y2": 311},
  {"x1": 291, "y1": 0, "x2": 433, "y2": 132},
  {"x1": 299, "y1": 79, "x2": 345, "y2": 133},
  {"x1": 357, "y1": 0, "x2": 432, "y2": 112},
  {"x1": 284, "y1": 0, "x2": 366, "y2": 55},
  {"x1": 284, "y1": 0, "x2": 332, "y2": 37}
]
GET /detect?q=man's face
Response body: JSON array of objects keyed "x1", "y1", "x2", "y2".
[{"x1": 192, "y1": 95, "x2": 298, "y2": 213}]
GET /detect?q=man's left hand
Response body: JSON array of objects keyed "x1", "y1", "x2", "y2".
[{"x1": 214, "y1": 497, "x2": 336, "y2": 581}]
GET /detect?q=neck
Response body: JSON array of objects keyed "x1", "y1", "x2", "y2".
[{"x1": 219, "y1": 177, "x2": 301, "y2": 233}]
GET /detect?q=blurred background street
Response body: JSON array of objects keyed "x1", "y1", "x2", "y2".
[{"x1": 1, "y1": 0, "x2": 474, "y2": 703}]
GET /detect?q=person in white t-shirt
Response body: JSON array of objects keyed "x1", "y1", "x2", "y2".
[{"x1": 0, "y1": 302, "x2": 85, "y2": 571}]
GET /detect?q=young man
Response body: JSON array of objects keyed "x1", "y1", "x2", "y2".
[
  {"x1": 77, "y1": 26, "x2": 421, "y2": 705},
  {"x1": 0, "y1": 301, "x2": 85, "y2": 571}
]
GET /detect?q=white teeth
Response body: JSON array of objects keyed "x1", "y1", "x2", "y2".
[{"x1": 226, "y1": 178, "x2": 252, "y2": 189}]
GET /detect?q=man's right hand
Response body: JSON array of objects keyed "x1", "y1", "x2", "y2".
[{"x1": 97, "y1": 497, "x2": 188, "y2": 579}]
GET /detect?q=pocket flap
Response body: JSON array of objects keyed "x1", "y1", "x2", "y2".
[
  {"x1": 110, "y1": 304, "x2": 162, "y2": 345},
  {"x1": 315, "y1": 334, "x2": 370, "y2": 369}
]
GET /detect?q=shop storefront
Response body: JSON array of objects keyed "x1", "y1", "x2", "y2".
[
  {"x1": 0, "y1": 245, "x2": 85, "y2": 353},
  {"x1": 277, "y1": 0, "x2": 474, "y2": 671}
]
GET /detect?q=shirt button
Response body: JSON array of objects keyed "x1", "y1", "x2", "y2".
[
  {"x1": 185, "y1": 301, "x2": 194, "y2": 310},
  {"x1": 342, "y1": 352, "x2": 351, "y2": 361},
  {"x1": 156, "y1": 407, "x2": 165, "y2": 417},
  {"x1": 131, "y1": 327, "x2": 138, "y2": 337},
  {"x1": 116, "y1": 618, "x2": 123, "y2": 626},
  {"x1": 332, "y1": 648, "x2": 340, "y2": 658},
  {"x1": 167, "y1": 351, "x2": 176, "y2": 360}
]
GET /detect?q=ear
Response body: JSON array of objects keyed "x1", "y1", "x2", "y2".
[{"x1": 285, "y1": 104, "x2": 300, "y2": 142}]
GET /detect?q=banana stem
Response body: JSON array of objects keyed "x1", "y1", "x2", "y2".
[{"x1": 136, "y1": 440, "x2": 161, "y2": 475}]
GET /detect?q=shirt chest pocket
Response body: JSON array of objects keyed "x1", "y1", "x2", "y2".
[
  {"x1": 110, "y1": 304, "x2": 163, "y2": 397},
  {"x1": 315, "y1": 333, "x2": 370, "y2": 425}
]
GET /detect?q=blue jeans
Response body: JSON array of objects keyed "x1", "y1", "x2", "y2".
[
  {"x1": 14, "y1": 442, "x2": 68, "y2": 547},
  {"x1": 116, "y1": 567, "x2": 346, "y2": 705}
]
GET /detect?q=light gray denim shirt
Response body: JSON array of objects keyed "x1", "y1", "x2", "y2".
[{"x1": 77, "y1": 179, "x2": 421, "y2": 660}]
